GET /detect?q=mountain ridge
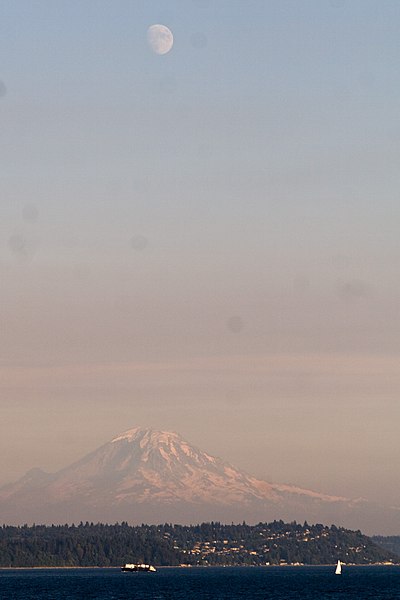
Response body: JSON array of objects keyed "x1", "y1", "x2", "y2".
[{"x1": 0, "y1": 426, "x2": 394, "y2": 533}]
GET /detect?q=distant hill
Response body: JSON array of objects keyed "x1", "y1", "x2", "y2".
[
  {"x1": 0, "y1": 521, "x2": 397, "y2": 567},
  {"x1": 373, "y1": 536, "x2": 400, "y2": 557},
  {"x1": 0, "y1": 426, "x2": 396, "y2": 532}
]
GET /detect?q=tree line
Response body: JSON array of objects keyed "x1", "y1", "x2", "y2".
[{"x1": 0, "y1": 521, "x2": 396, "y2": 567}]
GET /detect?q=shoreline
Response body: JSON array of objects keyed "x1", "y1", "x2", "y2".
[{"x1": 0, "y1": 563, "x2": 398, "y2": 570}]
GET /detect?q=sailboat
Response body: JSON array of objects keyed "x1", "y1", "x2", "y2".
[{"x1": 335, "y1": 560, "x2": 342, "y2": 575}]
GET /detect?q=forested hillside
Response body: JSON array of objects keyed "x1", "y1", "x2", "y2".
[
  {"x1": 0, "y1": 521, "x2": 396, "y2": 567},
  {"x1": 373, "y1": 536, "x2": 400, "y2": 557}
]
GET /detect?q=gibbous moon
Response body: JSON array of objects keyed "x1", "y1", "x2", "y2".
[{"x1": 147, "y1": 24, "x2": 174, "y2": 55}]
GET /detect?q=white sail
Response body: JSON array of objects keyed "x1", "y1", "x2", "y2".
[{"x1": 335, "y1": 560, "x2": 342, "y2": 575}]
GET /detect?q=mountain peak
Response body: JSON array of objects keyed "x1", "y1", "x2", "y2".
[
  {"x1": 0, "y1": 426, "x2": 374, "y2": 530},
  {"x1": 111, "y1": 427, "x2": 180, "y2": 445}
]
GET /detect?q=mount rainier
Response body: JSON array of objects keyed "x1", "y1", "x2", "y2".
[{"x1": 0, "y1": 427, "x2": 389, "y2": 532}]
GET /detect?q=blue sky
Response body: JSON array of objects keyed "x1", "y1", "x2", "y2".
[{"x1": 1, "y1": 1, "x2": 400, "y2": 523}]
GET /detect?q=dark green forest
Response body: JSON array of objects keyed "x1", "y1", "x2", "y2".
[
  {"x1": 373, "y1": 536, "x2": 400, "y2": 558},
  {"x1": 0, "y1": 521, "x2": 397, "y2": 567}
]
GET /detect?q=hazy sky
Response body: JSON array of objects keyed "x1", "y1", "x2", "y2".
[{"x1": 1, "y1": 0, "x2": 400, "y2": 513}]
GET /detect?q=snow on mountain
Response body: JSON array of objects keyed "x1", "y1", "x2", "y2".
[{"x1": 0, "y1": 427, "x2": 381, "y2": 530}]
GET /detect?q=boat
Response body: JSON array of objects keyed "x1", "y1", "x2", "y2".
[
  {"x1": 335, "y1": 560, "x2": 342, "y2": 575},
  {"x1": 121, "y1": 563, "x2": 156, "y2": 572}
]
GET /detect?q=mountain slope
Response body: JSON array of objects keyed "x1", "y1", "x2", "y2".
[{"x1": 0, "y1": 427, "x2": 389, "y2": 531}]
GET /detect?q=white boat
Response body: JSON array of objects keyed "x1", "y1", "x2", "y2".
[
  {"x1": 335, "y1": 560, "x2": 342, "y2": 575},
  {"x1": 121, "y1": 563, "x2": 156, "y2": 572}
]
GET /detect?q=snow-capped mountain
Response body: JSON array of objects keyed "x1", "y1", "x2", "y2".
[{"x1": 0, "y1": 427, "x2": 386, "y2": 531}]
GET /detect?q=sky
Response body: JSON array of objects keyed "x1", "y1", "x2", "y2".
[{"x1": 1, "y1": 0, "x2": 400, "y2": 518}]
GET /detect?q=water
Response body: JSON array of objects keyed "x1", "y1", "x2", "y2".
[{"x1": 2, "y1": 566, "x2": 400, "y2": 600}]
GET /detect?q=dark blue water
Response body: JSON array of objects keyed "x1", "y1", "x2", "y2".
[{"x1": 1, "y1": 566, "x2": 400, "y2": 600}]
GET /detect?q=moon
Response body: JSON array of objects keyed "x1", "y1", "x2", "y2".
[{"x1": 147, "y1": 24, "x2": 174, "y2": 55}]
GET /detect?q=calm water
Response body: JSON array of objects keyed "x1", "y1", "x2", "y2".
[{"x1": 1, "y1": 566, "x2": 400, "y2": 600}]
